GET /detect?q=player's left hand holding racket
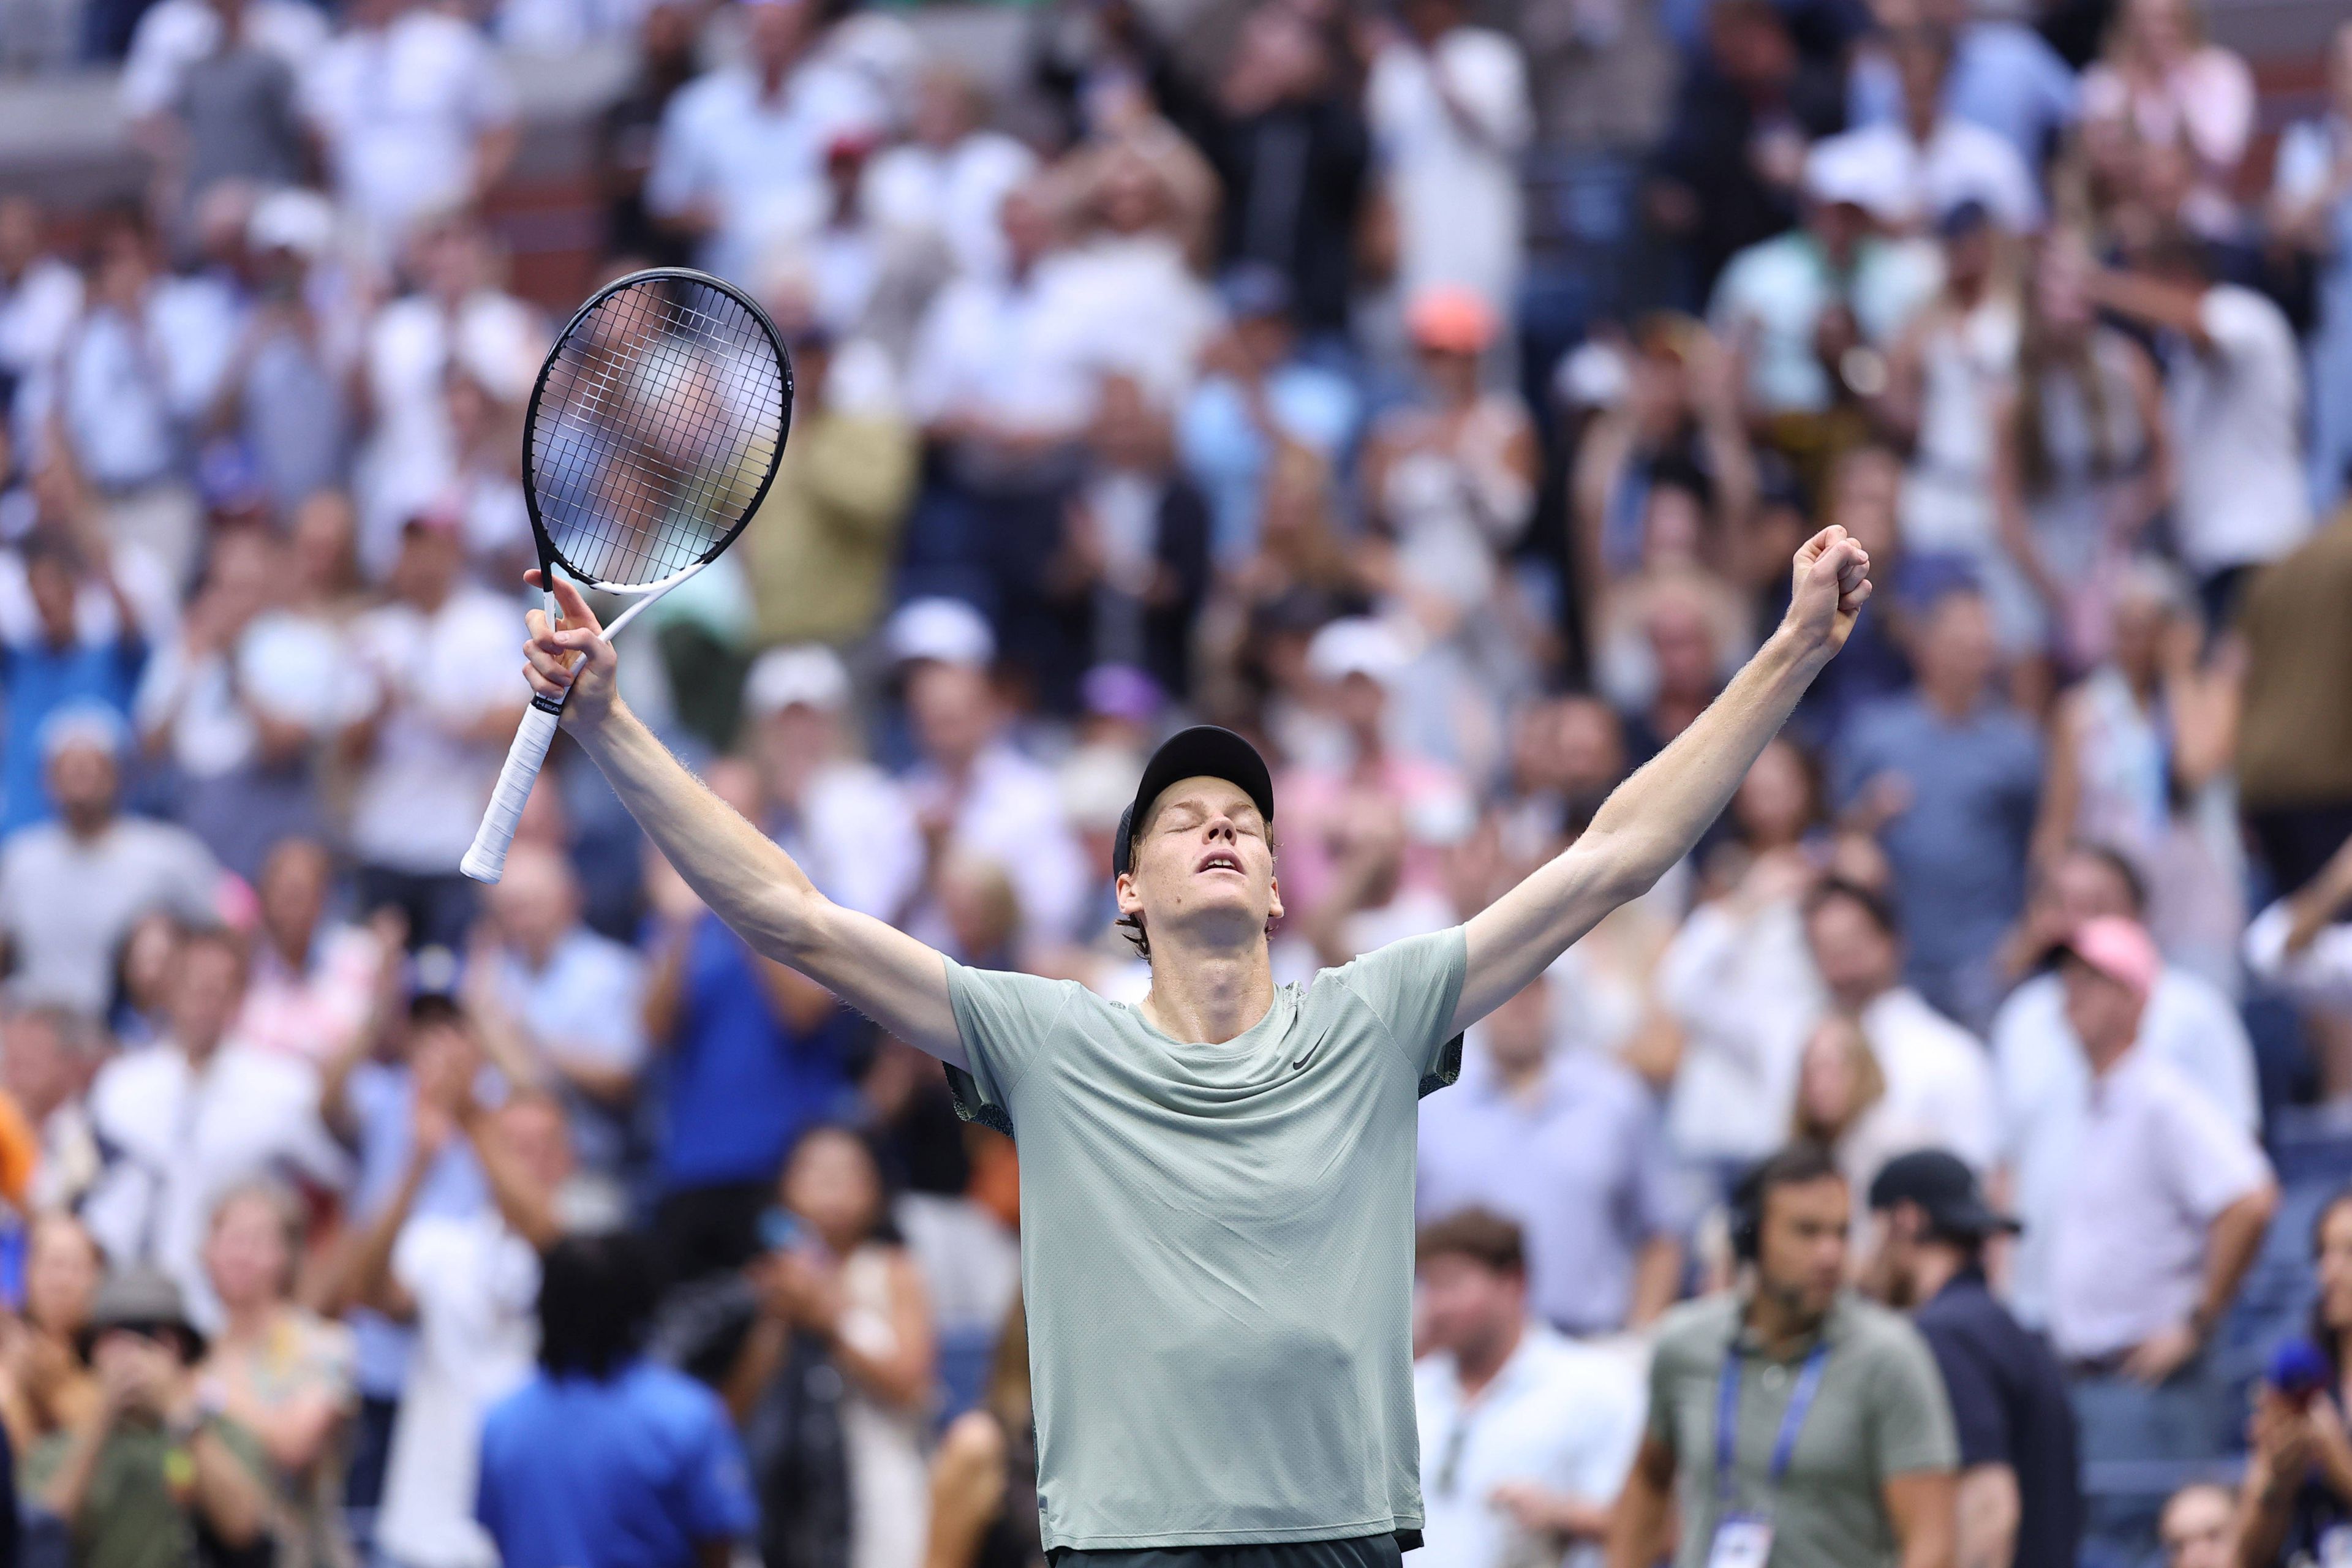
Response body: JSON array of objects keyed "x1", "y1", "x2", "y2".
[{"x1": 460, "y1": 267, "x2": 794, "y2": 884}]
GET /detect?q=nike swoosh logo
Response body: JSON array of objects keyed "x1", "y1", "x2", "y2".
[{"x1": 1291, "y1": 1029, "x2": 1331, "y2": 1071}]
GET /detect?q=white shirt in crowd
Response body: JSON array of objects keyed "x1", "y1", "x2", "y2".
[
  {"x1": 1413, "y1": 1325, "x2": 1643, "y2": 1568},
  {"x1": 1050, "y1": 233, "x2": 1220, "y2": 412},
  {"x1": 862, "y1": 131, "x2": 1040, "y2": 282},
  {"x1": 1366, "y1": 26, "x2": 1532, "y2": 315},
  {"x1": 1654, "y1": 897, "x2": 1823, "y2": 1165},
  {"x1": 119, "y1": 0, "x2": 328, "y2": 118},
  {"x1": 345, "y1": 587, "x2": 521, "y2": 875},
  {"x1": 299, "y1": 9, "x2": 518, "y2": 258},
  {"x1": 59, "y1": 278, "x2": 241, "y2": 491},
  {"x1": 2244, "y1": 899, "x2": 2352, "y2": 1014},
  {"x1": 378, "y1": 1208, "x2": 540, "y2": 1568},
  {"x1": 491, "y1": 929, "x2": 645, "y2": 1174},
  {"x1": 0, "y1": 816, "x2": 219, "y2": 1014},
  {"x1": 1812, "y1": 121, "x2": 2043, "y2": 235},
  {"x1": 903, "y1": 741, "x2": 1088, "y2": 949},
  {"x1": 2046, "y1": 1046, "x2": 2272, "y2": 1360},
  {"x1": 645, "y1": 55, "x2": 886, "y2": 288},
  {"x1": 902, "y1": 261, "x2": 1103, "y2": 439},
  {"x1": 773, "y1": 760, "x2": 924, "y2": 925},
  {"x1": 81, "y1": 1039, "x2": 349, "y2": 1332},
  {"x1": 1852, "y1": 986, "x2": 2001, "y2": 1171},
  {"x1": 2165, "y1": 285, "x2": 2310, "y2": 575},
  {"x1": 356, "y1": 288, "x2": 542, "y2": 559},
  {"x1": 1994, "y1": 965, "x2": 2260, "y2": 1328}
]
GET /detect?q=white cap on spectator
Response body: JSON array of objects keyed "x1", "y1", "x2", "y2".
[
  {"x1": 247, "y1": 188, "x2": 336, "y2": 258},
  {"x1": 1306, "y1": 617, "x2": 1411, "y2": 689},
  {"x1": 1803, "y1": 132, "x2": 1917, "y2": 227},
  {"x1": 1060, "y1": 742, "x2": 1144, "y2": 833},
  {"x1": 38, "y1": 702, "x2": 128, "y2": 764},
  {"x1": 886, "y1": 597, "x2": 995, "y2": 669},
  {"x1": 744, "y1": 645, "x2": 852, "y2": 717}
]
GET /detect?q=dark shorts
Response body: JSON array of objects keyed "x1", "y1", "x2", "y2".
[{"x1": 1049, "y1": 1534, "x2": 1414, "y2": 1568}]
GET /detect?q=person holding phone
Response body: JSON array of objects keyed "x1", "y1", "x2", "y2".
[
  {"x1": 2237, "y1": 1188, "x2": 2352, "y2": 1566},
  {"x1": 516, "y1": 526, "x2": 1872, "y2": 1568}
]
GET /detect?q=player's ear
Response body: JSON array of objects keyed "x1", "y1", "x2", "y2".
[
  {"x1": 1114, "y1": 870, "x2": 1142, "y2": 918},
  {"x1": 1266, "y1": 873, "x2": 1283, "y2": 925}
]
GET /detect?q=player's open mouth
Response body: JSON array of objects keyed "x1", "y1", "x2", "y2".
[{"x1": 1196, "y1": 851, "x2": 1243, "y2": 876}]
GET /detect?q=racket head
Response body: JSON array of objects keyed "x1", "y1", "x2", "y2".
[{"x1": 521, "y1": 267, "x2": 794, "y2": 590}]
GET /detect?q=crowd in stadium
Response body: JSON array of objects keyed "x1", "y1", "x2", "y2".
[{"x1": 0, "y1": 0, "x2": 2348, "y2": 1561}]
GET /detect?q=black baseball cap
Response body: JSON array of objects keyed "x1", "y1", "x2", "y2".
[
  {"x1": 1112, "y1": 726, "x2": 1275, "y2": 880},
  {"x1": 1867, "y1": 1149, "x2": 2021, "y2": 1239}
]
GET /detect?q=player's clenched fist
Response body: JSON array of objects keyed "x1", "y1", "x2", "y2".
[
  {"x1": 1784, "y1": 524, "x2": 1873, "y2": 659},
  {"x1": 521, "y1": 569, "x2": 620, "y2": 726}
]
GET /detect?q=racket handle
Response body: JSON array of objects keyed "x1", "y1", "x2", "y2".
[{"x1": 461, "y1": 701, "x2": 563, "y2": 884}]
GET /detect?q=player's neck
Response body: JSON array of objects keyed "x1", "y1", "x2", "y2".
[{"x1": 1139, "y1": 944, "x2": 1276, "y2": 1046}]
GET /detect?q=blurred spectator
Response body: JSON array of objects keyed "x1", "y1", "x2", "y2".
[
  {"x1": 898, "y1": 629, "x2": 1087, "y2": 952},
  {"x1": 1845, "y1": 0, "x2": 2078, "y2": 168},
  {"x1": 198, "y1": 1180, "x2": 355, "y2": 1568},
  {"x1": 1179, "y1": 265, "x2": 1360, "y2": 566},
  {"x1": 2244, "y1": 831, "x2": 2352, "y2": 1031},
  {"x1": 644, "y1": 0, "x2": 885, "y2": 288},
  {"x1": 744, "y1": 326, "x2": 918, "y2": 653},
  {"x1": 2045, "y1": 918, "x2": 2276, "y2": 1566},
  {"x1": 21, "y1": 1267, "x2": 273, "y2": 1568},
  {"x1": 1364, "y1": 0, "x2": 1530, "y2": 320},
  {"x1": 1788, "y1": 1012, "x2": 1935, "y2": 1198},
  {"x1": 210, "y1": 190, "x2": 352, "y2": 518},
  {"x1": 596, "y1": 2, "x2": 699, "y2": 266},
  {"x1": 0, "y1": 709, "x2": 217, "y2": 1014},
  {"x1": 1991, "y1": 243, "x2": 2172, "y2": 673},
  {"x1": 1708, "y1": 136, "x2": 1940, "y2": 426},
  {"x1": 1815, "y1": 28, "x2": 2040, "y2": 235},
  {"x1": 2030, "y1": 561, "x2": 2240, "y2": 968},
  {"x1": 1863, "y1": 1150, "x2": 2083, "y2": 1568},
  {"x1": 0, "y1": 524, "x2": 149, "y2": 835},
  {"x1": 1654, "y1": 741, "x2": 1826, "y2": 1177},
  {"x1": 1832, "y1": 579, "x2": 2040, "y2": 1025},
  {"x1": 1994, "y1": 843, "x2": 2258, "y2": 1325},
  {"x1": 2233, "y1": 496, "x2": 2352, "y2": 900},
  {"x1": 2086, "y1": 239, "x2": 2309, "y2": 621},
  {"x1": 298, "y1": 0, "x2": 518, "y2": 262},
  {"x1": 864, "y1": 65, "x2": 1040, "y2": 288},
  {"x1": 1190, "y1": 6, "x2": 1365, "y2": 340},
  {"x1": 2, "y1": 1009, "x2": 105, "y2": 1213},
  {"x1": 474, "y1": 843, "x2": 646, "y2": 1182},
  {"x1": 1052, "y1": 139, "x2": 1219, "y2": 410},
  {"x1": 2273, "y1": 23, "x2": 2352, "y2": 513},
  {"x1": 341, "y1": 513, "x2": 522, "y2": 951},
  {"x1": 1648, "y1": 0, "x2": 1845, "y2": 306},
  {"x1": 478, "y1": 1231, "x2": 756, "y2": 1568},
  {"x1": 2154, "y1": 1481, "x2": 2239, "y2": 1568},
  {"x1": 0, "y1": 1213, "x2": 103, "y2": 1450},
  {"x1": 1604, "y1": 1144, "x2": 1958, "y2": 1568},
  {"x1": 726, "y1": 1125, "x2": 935, "y2": 1568},
  {"x1": 81, "y1": 925, "x2": 347, "y2": 1329},
  {"x1": 0, "y1": 198, "x2": 85, "y2": 424},
  {"x1": 2079, "y1": 0, "x2": 2255, "y2": 238},
  {"x1": 1801, "y1": 878, "x2": 1999, "y2": 1169},
  {"x1": 1415, "y1": 971, "x2": 1684, "y2": 1336},
  {"x1": 130, "y1": 0, "x2": 311, "y2": 231},
  {"x1": 238, "y1": 839, "x2": 390, "y2": 1067},
  {"x1": 642, "y1": 807, "x2": 851, "y2": 1286},
  {"x1": 742, "y1": 647, "x2": 921, "y2": 924},
  {"x1": 2235, "y1": 1187, "x2": 2352, "y2": 1564},
  {"x1": 361, "y1": 1086, "x2": 569, "y2": 1568},
  {"x1": 1045, "y1": 373, "x2": 1210, "y2": 704},
  {"x1": 1411, "y1": 1208, "x2": 1642, "y2": 1568}
]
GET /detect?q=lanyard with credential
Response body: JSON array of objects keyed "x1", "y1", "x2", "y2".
[{"x1": 1715, "y1": 1341, "x2": 1831, "y2": 1512}]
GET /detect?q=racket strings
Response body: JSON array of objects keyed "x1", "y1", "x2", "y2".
[{"x1": 527, "y1": 278, "x2": 788, "y2": 587}]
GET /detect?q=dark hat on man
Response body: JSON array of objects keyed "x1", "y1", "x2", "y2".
[
  {"x1": 80, "y1": 1266, "x2": 203, "y2": 1360},
  {"x1": 1867, "y1": 1149, "x2": 2020, "y2": 1240},
  {"x1": 1112, "y1": 726, "x2": 1275, "y2": 880}
]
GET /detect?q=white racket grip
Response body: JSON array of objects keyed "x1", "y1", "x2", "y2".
[{"x1": 461, "y1": 701, "x2": 564, "y2": 884}]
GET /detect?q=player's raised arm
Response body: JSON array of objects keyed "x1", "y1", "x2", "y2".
[
  {"x1": 521, "y1": 571, "x2": 968, "y2": 1070},
  {"x1": 1453, "y1": 526, "x2": 1872, "y2": 1034}
]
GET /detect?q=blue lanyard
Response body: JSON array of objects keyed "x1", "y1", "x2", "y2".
[{"x1": 1715, "y1": 1341, "x2": 1831, "y2": 1505}]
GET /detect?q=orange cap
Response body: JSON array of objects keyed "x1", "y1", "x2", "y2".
[{"x1": 1406, "y1": 286, "x2": 1500, "y2": 355}]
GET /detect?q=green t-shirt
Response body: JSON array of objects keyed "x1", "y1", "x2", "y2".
[
  {"x1": 1643, "y1": 1291, "x2": 1959, "y2": 1568},
  {"x1": 24, "y1": 1416, "x2": 271, "y2": 1568},
  {"x1": 943, "y1": 928, "x2": 1469, "y2": 1552}
]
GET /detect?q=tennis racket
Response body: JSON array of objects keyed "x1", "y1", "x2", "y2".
[{"x1": 460, "y1": 266, "x2": 794, "y2": 884}]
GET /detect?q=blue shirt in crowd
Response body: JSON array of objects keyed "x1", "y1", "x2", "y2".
[
  {"x1": 658, "y1": 910, "x2": 855, "y2": 1194},
  {"x1": 0, "y1": 636, "x2": 143, "y2": 835},
  {"x1": 477, "y1": 1359, "x2": 757, "y2": 1568},
  {"x1": 1847, "y1": 20, "x2": 2079, "y2": 167},
  {"x1": 1833, "y1": 692, "x2": 2042, "y2": 1001}
]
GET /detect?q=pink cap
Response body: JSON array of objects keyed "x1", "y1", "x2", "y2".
[
  {"x1": 2060, "y1": 916, "x2": 2160, "y2": 1002},
  {"x1": 1405, "y1": 286, "x2": 1500, "y2": 356}
]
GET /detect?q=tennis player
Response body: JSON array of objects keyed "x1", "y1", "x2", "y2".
[{"x1": 513, "y1": 526, "x2": 1871, "y2": 1568}]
